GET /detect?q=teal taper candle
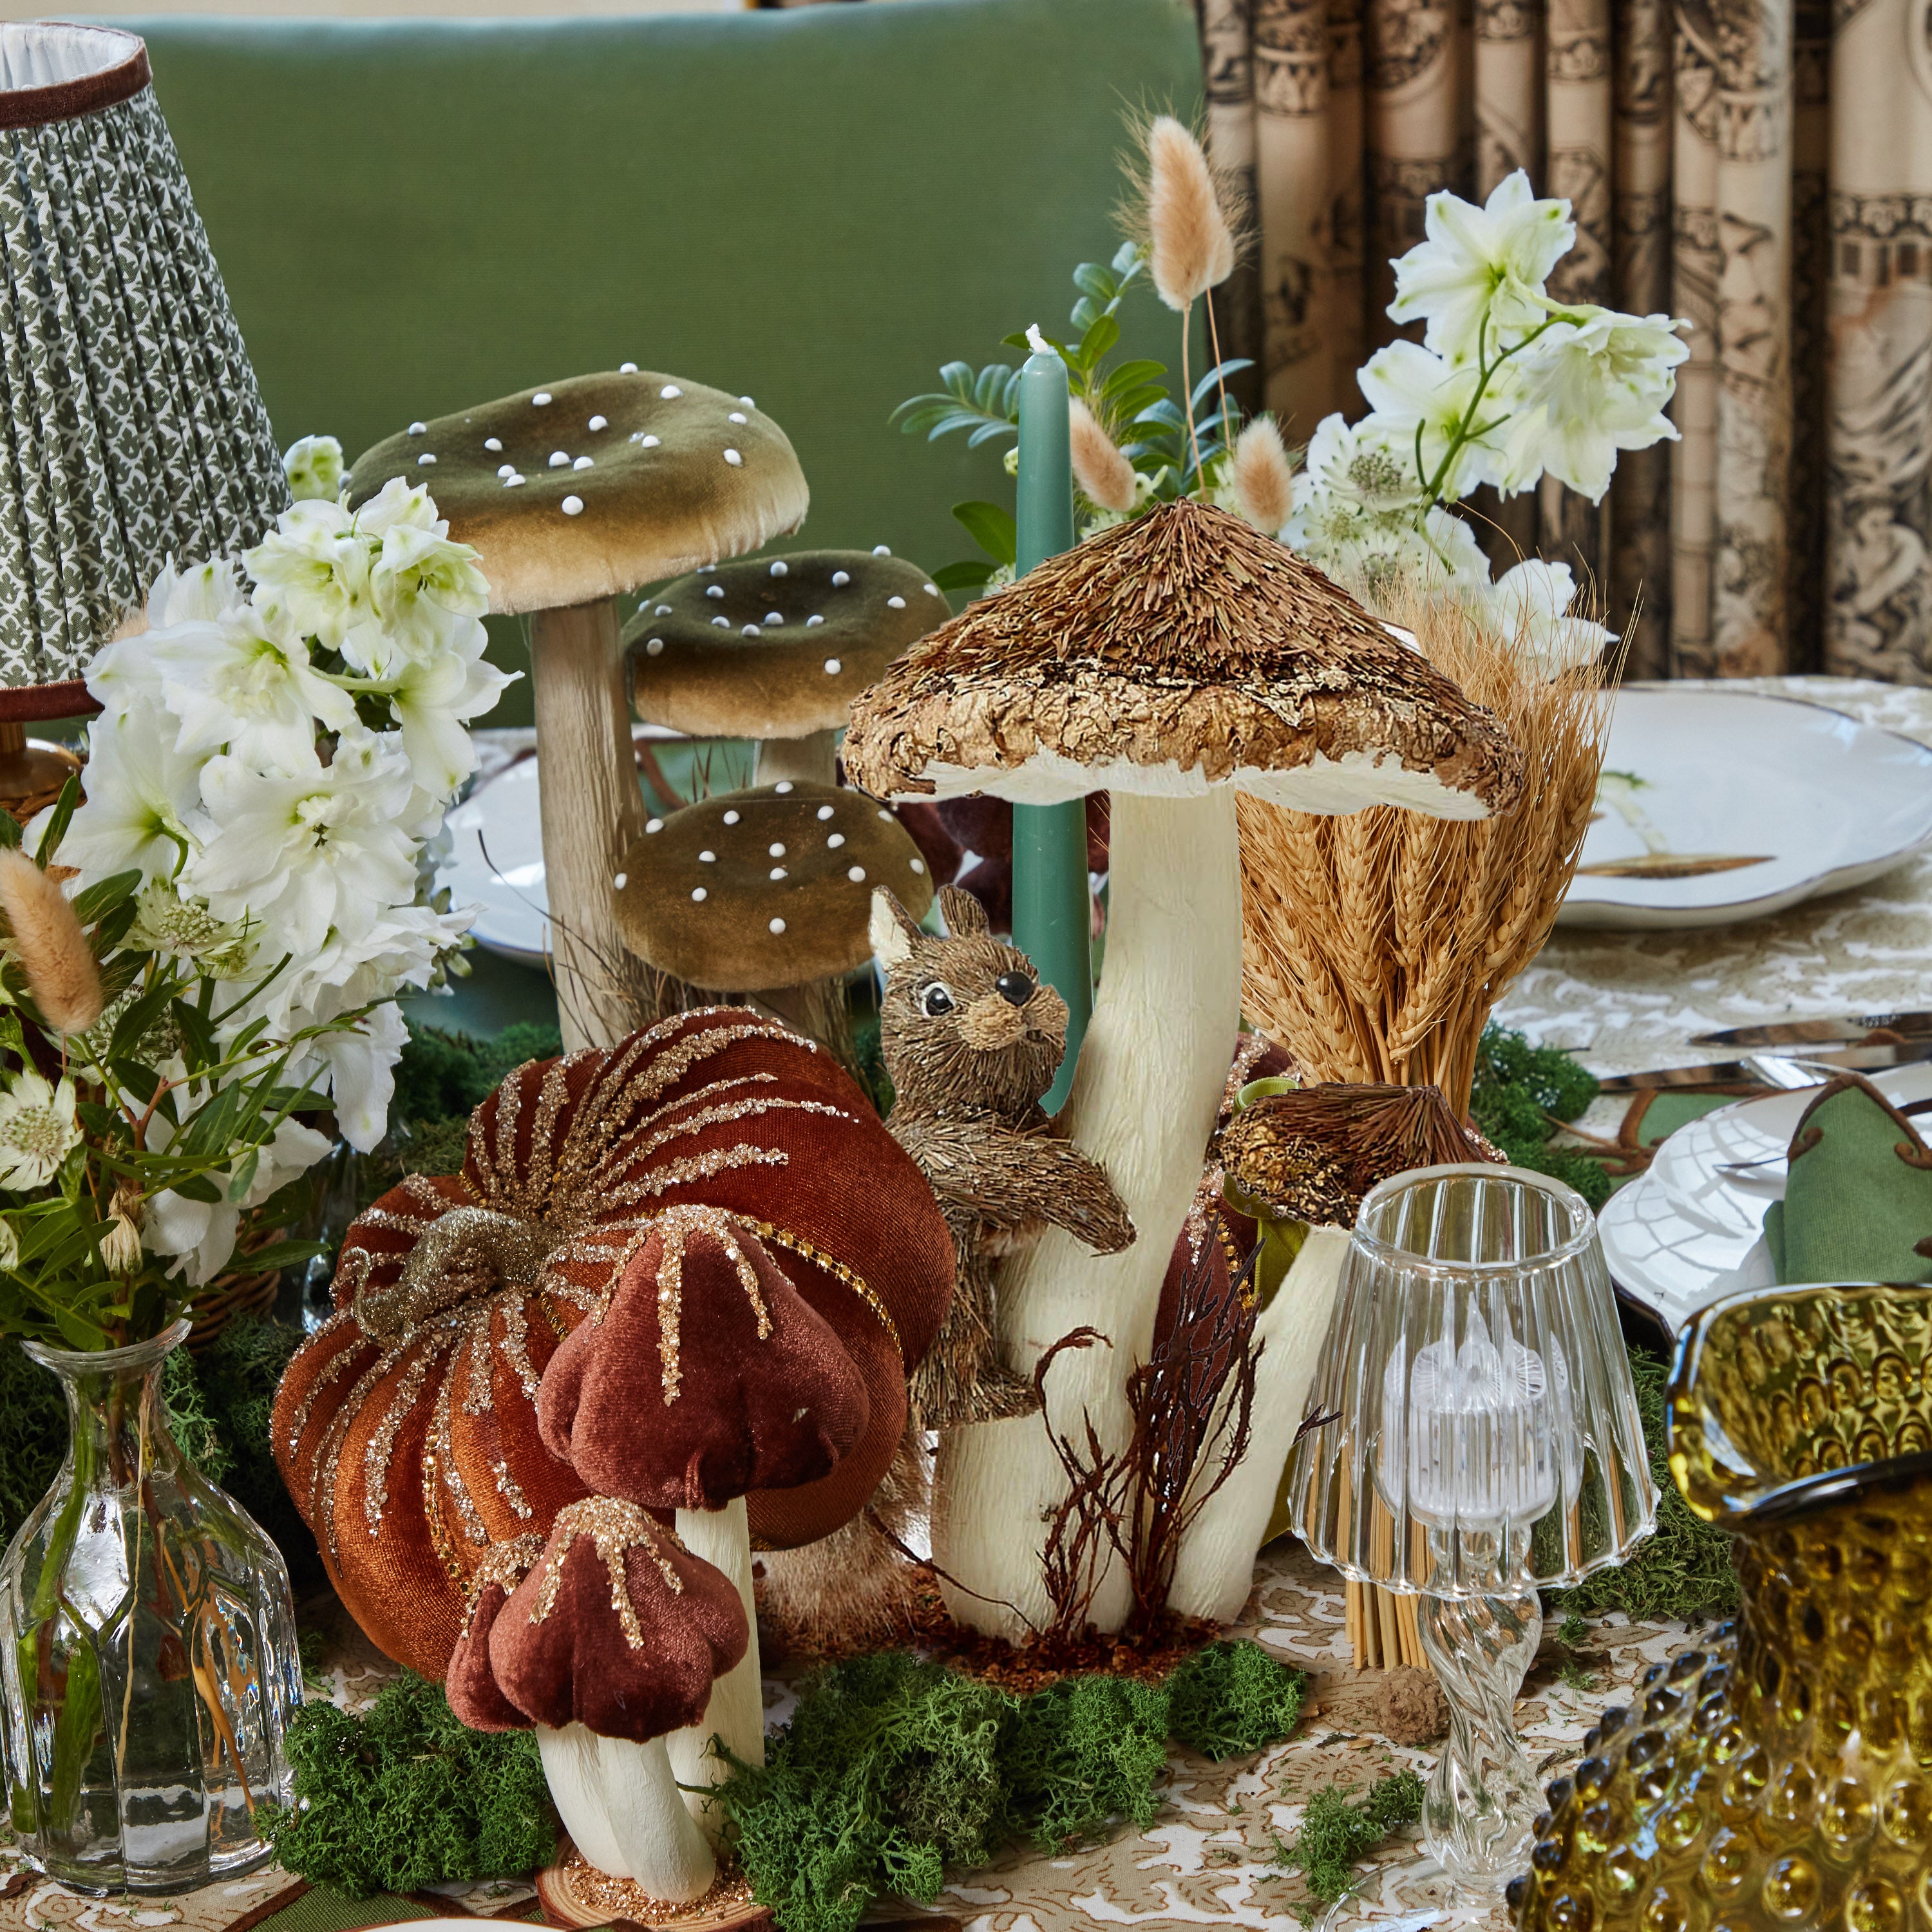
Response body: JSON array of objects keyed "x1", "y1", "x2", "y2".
[{"x1": 1010, "y1": 332, "x2": 1092, "y2": 1115}]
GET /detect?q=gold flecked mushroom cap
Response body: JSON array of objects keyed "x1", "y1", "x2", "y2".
[
  {"x1": 842, "y1": 497, "x2": 1523, "y2": 817},
  {"x1": 345, "y1": 372, "x2": 808, "y2": 616},
  {"x1": 625, "y1": 549, "x2": 950, "y2": 741},
  {"x1": 614, "y1": 781, "x2": 935, "y2": 992}
]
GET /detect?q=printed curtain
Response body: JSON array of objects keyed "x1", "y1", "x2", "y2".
[{"x1": 1197, "y1": 0, "x2": 1928, "y2": 684}]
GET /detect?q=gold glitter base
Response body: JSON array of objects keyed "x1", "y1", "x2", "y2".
[{"x1": 535, "y1": 1839, "x2": 770, "y2": 1930}]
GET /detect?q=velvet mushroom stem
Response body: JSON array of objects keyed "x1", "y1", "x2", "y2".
[
  {"x1": 347, "y1": 371, "x2": 807, "y2": 1052},
  {"x1": 842, "y1": 497, "x2": 1524, "y2": 1637},
  {"x1": 457, "y1": 1497, "x2": 748, "y2": 1899},
  {"x1": 538, "y1": 1204, "x2": 870, "y2": 1837},
  {"x1": 625, "y1": 548, "x2": 949, "y2": 788}
]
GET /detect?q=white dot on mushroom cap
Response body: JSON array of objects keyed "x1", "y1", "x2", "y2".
[
  {"x1": 873, "y1": 545, "x2": 892, "y2": 556},
  {"x1": 723, "y1": 809, "x2": 741, "y2": 825},
  {"x1": 886, "y1": 595, "x2": 905, "y2": 609},
  {"x1": 409, "y1": 421, "x2": 428, "y2": 436},
  {"x1": 877, "y1": 809, "x2": 892, "y2": 821},
  {"x1": 828, "y1": 832, "x2": 846, "y2": 848},
  {"x1": 640, "y1": 433, "x2": 660, "y2": 448},
  {"x1": 497, "y1": 464, "x2": 515, "y2": 478},
  {"x1": 661, "y1": 384, "x2": 683, "y2": 398},
  {"x1": 924, "y1": 583, "x2": 940, "y2": 595},
  {"x1": 549, "y1": 451, "x2": 569, "y2": 468},
  {"x1": 562, "y1": 495, "x2": 584, "y2": 515},
  {"x1": 484, "y1": 437, "x2": 503, "y2": 451},
  {"x1": 589, "y1": 415, "x2": 608, "y2": 431},
  {"x1": 706, "y1": 584, "x2": 726, "y2": 598},
  {"x1": 533, "y1": 392, "x2": 553, "y2": 405},
  {"x1": 504, "y1": 475, "x2": 526, "y2": 487},
  {"x1": 817, "y1": 804, "x2": 835, "y2": 821},
  {"x1": 742, "y1": 625, "x2": 761, "y2": 638},
  {"x1": 770, "y1": 560, "x2": 789, "y2": 577},
  {"x1": 728, "y1": 412, "x2": 748, "y2": 425},
  {"x1": 614, "y1": 871, "x2": 628, "y2": 888},
  {"x1": 621, "y1": 361, "x2": 639, "y2": 373},
  {"x1": 910, "y1": 858, "x2": 927, "y2": 874},
  {"x1": 692, "y1": 887, "x2": 708, "y2": 902},
  {"x1": 770, "y1": 866, "x2": 787, "y2": 880},
  {"x1": 740, "y1": 395, "x2": 755, "y2": 405},
  {"x1": 848, "y1": 866, "x2": 866, "y2": 883},
  {"x1": 645, "y1": 818, "x2": 663, "y2": 833},
  {"x1": 806, "y1": 614, "x2": 824, "y2": 627},
  {"x1": 644, "y1": 636, "x2": 665, "y2": 656},
  {"x1": 768, "y1": 842, "x2": 786, "y2": 857},
  {"x1": 824, "y1": 658, "x2": 842, "y2": 674},
  {"x1": 764, "y1": 612, "x2": 783, "y2": 627},
  {"x1": 573, "y1": 457, "x2": 593, "y2": 471},
  {"x1": 769, "y1": 916, "x2": 786, "y2": 934},
  {"x1": 699, "y1": 849, "x2": 715, "y2": 862},
  {"x1": 655, "y1": 603, "x2": 672, "y2": 614},
  {"x1": 831, "y1": 571, "x2": 850, "y2": 587},
  {"x1": 775, "y1": 781, "x2": 794, "y2": 793},
  {"x1": 417, "y1": 453, "x2": 437, "y2": 466},
  {"x1": 724, "y1": 449, "x2": 743, "y2": 467},
  {"x1": 710, "y1": 616, "x2": 730, "y2": 629},
  {"x1": 698, "y1": 564, "x2": 716, "y2": 573}
]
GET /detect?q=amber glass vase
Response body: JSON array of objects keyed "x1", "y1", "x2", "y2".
[{"x1": 1510, "y1": 1282, "x2": 1932, "y2": 1932}]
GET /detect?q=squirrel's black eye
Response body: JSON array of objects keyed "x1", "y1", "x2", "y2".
[{"x1": 918, "y1": 983, "x2": 956, "y2": 1018}]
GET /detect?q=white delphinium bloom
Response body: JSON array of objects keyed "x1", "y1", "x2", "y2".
[
  {"x1": 368, "y1": 519, "x2": 491, "y2": 659},
  {"x1": 245, "y1": 498, "x2": 374, "y2": 649},
  {"x1": 53, "y1": 716, "x2": 202, "y2": 884},
  {"x1": 377, "y1": 618, "x2": 518, "y2": 822},
  {"x1": 1356, "y1": 340, "x2": 1516, "y2": 501},
  {"x1": 0, "y1": 1071, "x2": 81, "y2": 1191},
  {"x1": 283, "y1": 434, "x2": 345, "y2": 504},
  {"x1": 151, "y1": 602, "x2": 360, "y2": 773},
  {"x1": 1504, "y1": 308, "x2": 1689, "y2": 502},
  {"x1": 187, "y1": 737, "x2": 420, "y2": 955},
  {"x1": 1465, "y1": 560, "x2": 1618, "y2": 672},
  {"x1": 301, "y1": 999, "x2": 411, "y2": 1155},
  {"x1": 1388, "y1": 170, "x2": 1575, "y2": 360},
  {"x1": 144, "y1": 1113, "x2": 332, "y2": 1284}
]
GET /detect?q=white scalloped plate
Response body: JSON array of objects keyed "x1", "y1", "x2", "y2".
[{"x1": 1557, "y1": 690, "x2": 1932, "y2": 930}]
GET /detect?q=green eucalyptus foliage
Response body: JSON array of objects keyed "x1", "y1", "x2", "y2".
[
  {"x1": 263, "y1": 1672, "x2": 555, "y2": 1897},
  {"x1": 1274, "y1": 1768, "x2": 1425, "y2": 1924}
]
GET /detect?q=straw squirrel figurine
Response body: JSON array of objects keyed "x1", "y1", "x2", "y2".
[{"x1": 870, "y1": 886, "x2": 1135, "y2": 1426}]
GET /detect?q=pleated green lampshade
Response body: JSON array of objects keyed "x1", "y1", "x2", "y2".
[{"x1": 0, "y1": 21, "x2": 289, "y2": 720}]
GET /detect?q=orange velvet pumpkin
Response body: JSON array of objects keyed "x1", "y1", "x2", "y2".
[{"x1": 272, "y1": 1008, "x2": 954, "y2": 1678}]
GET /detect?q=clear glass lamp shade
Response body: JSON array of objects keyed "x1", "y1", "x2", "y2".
[{"x1": 1285, "y1": 1163, "x2": 1656, "y2": 1598}]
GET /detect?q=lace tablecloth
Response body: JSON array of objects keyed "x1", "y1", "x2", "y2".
[{"x1": 1497, "y1": 676, "x2": 1932, "y2": 1081}]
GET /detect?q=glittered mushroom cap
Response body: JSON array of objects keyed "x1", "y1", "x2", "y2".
[
  {"x1": 842, "y1": 497, "x2": 1522, "y2": 817},
  {"x1": 614, "y1": 782, "x2": 935, "y2": 991},
  {"x1": 343, "y1": 372, "x2": 809, "y2": 615},
  {"x1": 1215, "y1": 1081, "x2": 1494, "y2": 1226},
  {"x1": 537, "y1": 1205, "x2": 870, "y2": 1511},
  {"x1": 487, "y1": 1499, "x2": 748, "y2": 1743},
  {"x1": 446, "y1": 1533, "x2": 544, "y2": 1732},
  {"x1": 624, "y1": 549, "x2": 950, "y2": 740}
]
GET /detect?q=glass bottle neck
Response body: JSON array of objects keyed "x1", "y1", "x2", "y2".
[{"x1": 21, "y1": 1320, "x2": 191, "y2": 1493}]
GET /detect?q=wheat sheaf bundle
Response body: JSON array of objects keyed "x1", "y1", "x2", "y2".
[{"x1": 1238, "y1": 588, "x2": 1615, "y2": 1118}]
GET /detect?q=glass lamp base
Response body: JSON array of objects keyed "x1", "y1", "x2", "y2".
[{"x1": 1416, "y1": 1586, "x2": 1543, "y2": 1893}]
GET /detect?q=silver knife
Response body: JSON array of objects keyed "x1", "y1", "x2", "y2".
[
  {"x1": 1595, "y1": 1041, "x2": 1932, "y2": 1094},
  {"x1": 1688, "y1": 1011, "x2": 1932, "y2": 1048}
]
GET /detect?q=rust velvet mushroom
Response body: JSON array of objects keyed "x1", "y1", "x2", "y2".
[{"x1": 348, "y1": 372, "x2": 808, "y2": 1048}]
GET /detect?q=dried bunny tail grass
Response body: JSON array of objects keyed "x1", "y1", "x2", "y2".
[
  {"x1": 1238, "y1": 578, "x2": 1615, "y2": 1113},
  {"x1": 1229, "y1": 417, "x2": 1295, "y2": 535},
  {"x1": 1069, "y1": 398, "x2": 1139, "y2": 514},
  {"x1": 1125, "y1": 113, "x2": 1241, "y2": 311},
  {"x1": 0, "y1": 847, "x2": 102, "y2": 1037}
]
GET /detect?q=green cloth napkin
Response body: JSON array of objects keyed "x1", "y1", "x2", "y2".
[{"x1": 1765, "y1": 1075, "x2": 1932, "y2": 1282}]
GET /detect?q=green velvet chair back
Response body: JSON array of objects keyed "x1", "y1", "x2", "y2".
[{"x1": 127, "y1": 0, "x2": 1203, "y2": 722}]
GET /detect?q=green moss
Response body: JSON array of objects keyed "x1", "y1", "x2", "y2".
[
  {"x1": 1274, "y1": 1768, "x2": 1425, "y2": 1923},
  {"x1": 1003, "y1": 1673, "x2": 1171, "y2": 1850},
  {"x1": 264, "y1": 1672, "x2": 554, "y2": 1897},
  {"x1": 1469, "y1": 1025, "x2": 1611, "y2": 1209},
  {"x1": 1166, "y1": 1640, "x2": 1306, "y2": 1761}
]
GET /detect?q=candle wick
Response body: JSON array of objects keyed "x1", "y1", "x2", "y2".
[{"x1": 1025, "y1": 323, "x2": 1056, "y2": 359}]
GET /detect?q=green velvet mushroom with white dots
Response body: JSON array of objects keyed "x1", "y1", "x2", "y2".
[{"x1": 624, "y1": 549, "x2": 948, "y2": 785}]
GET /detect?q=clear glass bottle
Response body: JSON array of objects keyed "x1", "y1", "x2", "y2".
[{"x1": 0, "y1": 1318, "x2": 300, "y2": 1893}]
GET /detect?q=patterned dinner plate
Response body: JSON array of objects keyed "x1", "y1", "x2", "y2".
[{"x1": 1557, "y1": 688, "x2": 1932, "y2": 929}]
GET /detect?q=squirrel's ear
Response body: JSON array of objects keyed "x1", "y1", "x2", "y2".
[
  {"x1": 869, "y1": 888, "x2": 920, "y2": 971},
  {"x1": 938, "y1": 885, "x2": 989, "y2": 937}
]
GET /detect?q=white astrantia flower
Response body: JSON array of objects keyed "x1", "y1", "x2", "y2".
[
  {"x1": 284, "y1": 434, "x2": 345, "y2": 504},
  {"x1": 151, "y1": 603, "x2": 361, "y2": 774},
  {"x1": 1356, "y1": 340, "x2": 1517, "y2": 502},
  {"x1": 1388, "y1": 170, "x2": 1575, "y2": 361},
  {"x1": 187, "y1": 738, "x2": 421, "y2": 956},
  {"x1": 52, "y1": 715, "x2": 202, "y2": 884},
  {"x1": 1464, "y1": 560, "x2": 1618, "y2": 672},
  {"x1": 0, "y1": 1071, "x2": 80, "y2": 1192},
  {"x1": 245, "y1": 497, "x2": 374, "y2": 649},
  {"x1": 127, "y1": 881, "x2": 252, "y2": 975},
  {"x1": 1296, "y1": 413, "x2": 1428, "y2": 517}
]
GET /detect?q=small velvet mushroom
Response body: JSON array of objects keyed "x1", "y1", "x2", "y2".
[{"x1": 446, "y1": 1532, "x2": 545, "y2": 1733}]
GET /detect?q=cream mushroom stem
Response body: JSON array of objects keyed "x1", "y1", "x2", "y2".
[
  {"x1": 663, "y1": 1498, "x2": 763, "y2": 1844},
  {"x1": 752, "y1": 726, "x2": 840, "y2": 788},
  {"x1": 933, "y1": 785, "x2": 1244, "y2": 1636},
  {"x1": 530, "y1": 598, "x2": 650, "y2": 1052},
  {"x1": 536, "y1": 1721, "x2": 716, "y2": 1900}
]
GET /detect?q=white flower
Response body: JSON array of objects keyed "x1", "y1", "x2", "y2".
[
  {"x1": 351, "y1": 476, "x2": 440, "y2": 540},
  {"x1": 1357, "y1": 341, "x2": 1515, "y2": 502},
  {"x1": 307, "y1": 999, "x2": 410, "y2": 1153},
  {"x1": 1465, "y1": 560, "x2": 1617, "y2": 672},
  {"x1": 1504, "y1": 307, "x2": 1688, "y2": 502},
  {"x1": 245, "y1": 498, "x2": 374, "y2": 649},
  {"x1": 377, "y1": 618, "x2": 516, "y2": 810},
  {"x1": 1388, "y1": 171, "x2": 1575, "y2": 361},
  {"x1": 149, "y1": 557, "x2": 251, "y2": 629},
  {"x1": 1296, "y1": 412, "x2": 1428, "y2": 516},
  {"x1": 0, "y1": 1070, "x2": 80, "y2": 1192},
  {"x1": 368, "y1": 520, "x2": 491, "y2": 658},
  {"x1": 144, "y1": 1115, "x2": 331, "y2": 1284},
  {"x1": 151, "y1": 604, "x2": 360, "y2": 775},
  {"x1": 284, "y1": 435, "x2": 345, "y2": 504},
  {"x1": 187, "y1": 740, "x2": 420, "y2": 954},
  {"x1": 55, "y1": 714, "x2": 203, "y2": 884},
  {"x1": 128, "y1": 881, "x2": 252, "y2": 974},
  {"x1": 236, "y1": 901, "x2": 469, "y2": 1043}
]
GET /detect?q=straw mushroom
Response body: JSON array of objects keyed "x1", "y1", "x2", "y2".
[
  {"x1": 538, "y1": 1204, "x2": 870, "y2": 1829},
  {"x1": 842, "y1": 498, "x2": 1523, "y2": 1636},
  {"x1": 625, "y1": 549, "x2": 948, "y2": 786},
  {"x1": 477, "y1": 1497, "x2": 748, "y2": 1900},
  {"x1": 347, "y1": 372, "x2": 807, "y2": 1050},
  {"x1": 612, "y1": 780, "x2": 933, "y2": 1040}
]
